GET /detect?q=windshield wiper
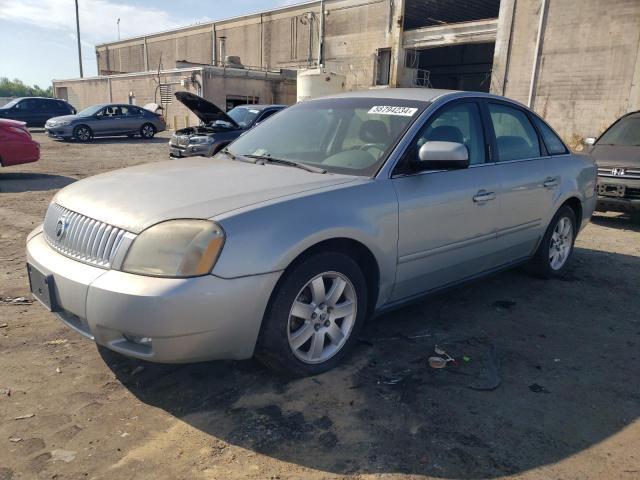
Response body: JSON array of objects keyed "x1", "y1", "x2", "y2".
[{"x1": 243, "y1": 154, "x2": 327, "y2": 174}]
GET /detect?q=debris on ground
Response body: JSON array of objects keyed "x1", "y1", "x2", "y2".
[
  {"x1": 0, "y1": 323, "x2": 7, "y2": 328},
  {"x1": 44, "y1": 339, "x2": 67, "y2": 346},
  {"x1": 0, "y1": 387, "x2": 10, "y2": 397},
  {"x1": 0, "y1": 296, "x2": 33, "y2": 305},
  {"x1": 50, "y1": 449, "x2": 77, "y2": 463},
  {"x1": 131, "y1": 365, "x2": 145, "y2": 376},
  {"x1": 429, "y1": 345, "x2": 457, "y2": 369},
  {"x1": 14, "y1": 413, "x2": 35, "y2": 420},
  {"x1": 9, "y1": 437, "x2": 22, "y2": 443},
  {"x1": 56, "y1": 367, "x2": 62, "y2": 373},
  {"x1": 529, "y1": 383, "x2": 550, "y2": 393}
]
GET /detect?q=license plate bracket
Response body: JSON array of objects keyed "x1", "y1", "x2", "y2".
[
  {"x1": 598, "y1": 184, "x2": 626, "y2": 197},
  {"x1": 27, "y1": 264, "x2": 59, "y2": 312}
]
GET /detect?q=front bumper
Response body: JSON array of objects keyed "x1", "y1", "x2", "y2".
[
  {"x1": 26, "y1": 228, "x2": 280, "y2": 363},
  {"x1": 169, "y1": 143, "x2": 212, "y2": 158},
  {"x1": 596, "y1": 177, "x2": 640, "y2": 212},
  {"x1": 45, "y1": 125, "x2": 74, "y2": 138}
]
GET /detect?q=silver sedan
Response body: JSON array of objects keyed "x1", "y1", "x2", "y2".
[
  {"x1": 26, "y1": 89, "x2": 597, "y2": 376},
  {"x1": 45, "y1": 103, "x2": 166, "y2": 142}
]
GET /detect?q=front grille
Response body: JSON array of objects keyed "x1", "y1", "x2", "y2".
[
  {"x1": 178, "y1": 136, "x2": 189, "y2": 147},
  {"x1": 597, "y1": 166, "x2": 640, "y2": 180},
  {"x1": 43, "y1": 204, "x2": 128, "y2": 269}
]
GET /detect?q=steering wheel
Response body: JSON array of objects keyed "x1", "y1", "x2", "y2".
[{"x1": 358, "y1": 143, "x2": 386, "y2": 157}]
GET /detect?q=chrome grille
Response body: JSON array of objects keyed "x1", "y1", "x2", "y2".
[
  {"x1": 178, "y1": 135, "x2": 189, "y2": 147},
  {"x1": 597, "y1": 167, "x2": 640, "y2": 180},
  {"x1": 43, "y1": 204, "x2": 128, "y2": 269}
]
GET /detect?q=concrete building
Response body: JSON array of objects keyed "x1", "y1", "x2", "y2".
[
  {"x1": 53, "y1": 66, "x2": 297, "y2": 130},
  {"x1": 56, "y1": 0, "x2": 640, "y2": 143}
]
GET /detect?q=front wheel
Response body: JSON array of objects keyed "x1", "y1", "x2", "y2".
[
  {"x1": 256, "y1": 252, "x2": 368, "y2": 376},
  {"x1": 140, "y1": 123, "x2": 156, "y2": 139},
  {"x1": 73, "y1": 125, "x2": 92, "y2": 142},
  {"x1": 529, "y1": 205, "x2": 577, "y2": 278}
]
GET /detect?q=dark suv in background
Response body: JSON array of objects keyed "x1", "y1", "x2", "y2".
[
  {"x1": 0, "y1": 97, "x2": 76, "y2": 127},
  {"x1": 586, "y1": 111, "x2": 640, "y2": 216}
]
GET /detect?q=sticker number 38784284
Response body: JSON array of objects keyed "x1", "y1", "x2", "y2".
[{"x1": 368, "y1": 106, "x2": 418, "y2": 116}]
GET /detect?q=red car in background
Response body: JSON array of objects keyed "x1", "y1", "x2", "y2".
[{"x1": 0, "y1": 119, "x2": 40, "y2": 167}]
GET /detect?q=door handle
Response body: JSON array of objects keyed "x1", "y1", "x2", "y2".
[
  {"x1": 543, "y1": 177, "x2": 558, "y2": 188},
  {"x1": 473, "y1": 190, "x2": 496, "y2": 203}
]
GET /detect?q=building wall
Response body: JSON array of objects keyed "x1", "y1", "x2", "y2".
[
  {"x1": 492, "y1": 0, "x2": 640, "y2": 143},
  {"x1": 95, "y1": 0, "x2": 397, "y2": 90}
]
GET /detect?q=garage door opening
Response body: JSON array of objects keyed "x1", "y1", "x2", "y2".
[{"x1": 405, "y1": 42, "x2": 495, "y2": 92}]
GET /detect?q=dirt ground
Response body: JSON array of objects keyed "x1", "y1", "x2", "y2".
[{"x1": 1, "y1": 132, "x2": 639, "y2": 480}]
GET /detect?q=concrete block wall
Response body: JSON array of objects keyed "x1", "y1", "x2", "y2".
[
  {"x1": 95, "y1": 0, "x2": 396, "y2": 91},
  {"x1": 492, "y1": 0, "x2": 640, "y2": 143}
]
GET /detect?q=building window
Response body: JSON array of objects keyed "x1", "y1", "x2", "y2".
[{"x1": 376, "y1": 48, "x2": 391, "y2": 86}]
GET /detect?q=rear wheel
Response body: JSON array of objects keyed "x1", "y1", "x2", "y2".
[
  {"x1": 529, "y1": 205, "x2": 576, "y2": 278},
  {"x1": 73, "y1": 125, "x2": 92, "y2": 142},
  {"x1": 256, "y1": 251, "x2": 367, "y2": 376},
  {"x1": 140, "y1": 123, "x2": 155, "y2": 139}
]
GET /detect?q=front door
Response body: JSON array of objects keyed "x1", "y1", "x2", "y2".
[{"x1": 391, "y1": 100, "x2": 500, "y2": 301}]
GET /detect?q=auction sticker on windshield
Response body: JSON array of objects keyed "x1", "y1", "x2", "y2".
[{"x1": 368, "y1": 106, "x2": 418, "y2": 116}]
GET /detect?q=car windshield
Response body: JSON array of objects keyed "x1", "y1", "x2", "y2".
[
  {"x1": 76, "y1": 105, "x2": 104, "y2": 117},
  {"x1": 227, "y1": 106, "x2": 262, "y2": 127},
  {"x1": 227, "y1": 98, "x2": 427, "y2": 176},
  {"x1": 598, "y1": 115, "x2": 640, "y2": 146},
  {"x1": 1, "y1": 99, "x2": 20, "y2": 109}
]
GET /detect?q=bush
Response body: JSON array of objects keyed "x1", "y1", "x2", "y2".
[{"x1": 0, "y1": 77, "x2": 53, "y2": 98}]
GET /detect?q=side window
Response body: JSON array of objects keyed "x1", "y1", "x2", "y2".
[
  {"x1": 532, "y1": 116, "x2": 568, "y2": 155},
  {"x1": 408, "y1": 102, "x2": 486, "y2": 166},
  {"x1": 488, "y1": 103, "x2": 541, "y2": 161},
  {"x1": 16, "y1": 99, "x2": 35, "y2": 111}
]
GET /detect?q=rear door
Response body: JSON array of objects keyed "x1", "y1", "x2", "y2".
[
  {"x1": 484, "y1": 100, "x2": 556, "y2": 262},
  {"x1": 391, "y1": 99, "x2": 501, "y2": 301}
]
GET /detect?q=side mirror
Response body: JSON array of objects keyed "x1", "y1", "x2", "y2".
[
  {"x1": 417, "y1": 141, "x2": 470, "y2": 170},
  {"x1": 584, "y1": 137, "x2": 596, "y2": 146}
]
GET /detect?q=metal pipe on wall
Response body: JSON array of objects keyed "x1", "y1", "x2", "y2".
[
  {"x1": 318, "y1": 0, "x2": 325, "y2": 67},
  {"x1": 527, "y1": 0, "x2": 548, "y2": 108}
]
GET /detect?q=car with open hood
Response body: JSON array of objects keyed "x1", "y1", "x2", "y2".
[
  {"x1": 169, "y1": 91, "x2": 285, "y2": 158},
  {"x1": 26, "y1": 88, "x2": 596, "y2": 376}
]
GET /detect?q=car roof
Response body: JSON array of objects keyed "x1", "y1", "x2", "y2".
[
  {"x1": 317, "y1": 88, "x2": 529, "y2": 108},
  {"x1": 234, "y1": 104, "x2": 286, "y2": 110}
]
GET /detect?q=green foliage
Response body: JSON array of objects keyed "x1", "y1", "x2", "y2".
[{"x1": 0, "y1": 77, "x2": 53, "y2": 98}]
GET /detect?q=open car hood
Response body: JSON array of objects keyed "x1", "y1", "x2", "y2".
[{"x1": 174, "y1": 91, "x2": 239, "y2": 127}]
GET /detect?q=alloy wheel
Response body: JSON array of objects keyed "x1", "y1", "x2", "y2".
[
  {"x1": 75, "y1": 127, "x2": 90, "y2": 141},
  {"x1": 287, "y1": 271, "x2": 357, "y2": 364},
  {"x1": 141, "y1": 124, "x2": 154, "y2": 138},
  {"x1": 549, "y1": 216, "x2": 573, "y2": 270}
]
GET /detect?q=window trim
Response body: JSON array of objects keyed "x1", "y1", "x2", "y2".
[
  {"x1": 390, "y1": 97, "x2": 490, "y2": 177},
  {"x1": 483, "y1": 99, "x2": 547, "y2": 162}
]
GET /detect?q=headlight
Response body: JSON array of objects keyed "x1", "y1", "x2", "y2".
[
  {"x1": 59, "y1": 121, "x2": 71, "y2": 126},
  {"x1": 190, "y1": 136, "x2": 211, "y2": 145},
  {"x1": 122, "y1": 220, "x2": 225, "y2": 278}
]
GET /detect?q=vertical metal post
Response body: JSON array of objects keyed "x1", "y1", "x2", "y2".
[
  {"x1": 75, "y1": 0, "x2": 83, "y2": 77},
  {"x1": 317, "y1": 1, "x2": 325, "y2": 67},
  {"x1": 117, "y1": 18, "x2": 120, "y2": 41},
  {"x1": 528, "y1": 0, "x2": 548, "y2": 108}
]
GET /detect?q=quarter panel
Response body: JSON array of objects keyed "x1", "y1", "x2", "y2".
[{"x1": 212, "y1": 180, "x2": 399, "y2": 307}]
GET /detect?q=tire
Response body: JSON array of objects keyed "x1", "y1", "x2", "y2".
[
  {"x1": 528, "y1": 205, "x2": 577, "y2": 278},
  {"x1": 73, "y1": 125, "x2": 92, "y2": 142},
  {"x1": 140, "y1": 123, "x2": 156, "y2": 139},
  {"x1": 256, "y1": 251, "x2": 368, "y2": 376}
]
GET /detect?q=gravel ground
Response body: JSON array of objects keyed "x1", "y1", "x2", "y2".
[{"x1": 1, "y1": 132, "x2": 639, "y2": 480}]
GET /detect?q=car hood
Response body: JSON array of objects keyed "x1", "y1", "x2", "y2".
[
  {"x1": 53, "y1": 155, "x2": 355, "y2": 234},
  {"x1": 0, "y1": 118, "x2": 27, "y2": 128},
  {"x1": 46, "y1": 115, "x2": 77, "y2": 124},
  {"x1": 174, "y1": 91, "x2": 239, "y2": 127},
  {"x1": 590, "y1": 144, "x2": 640, "y2": 168}
]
